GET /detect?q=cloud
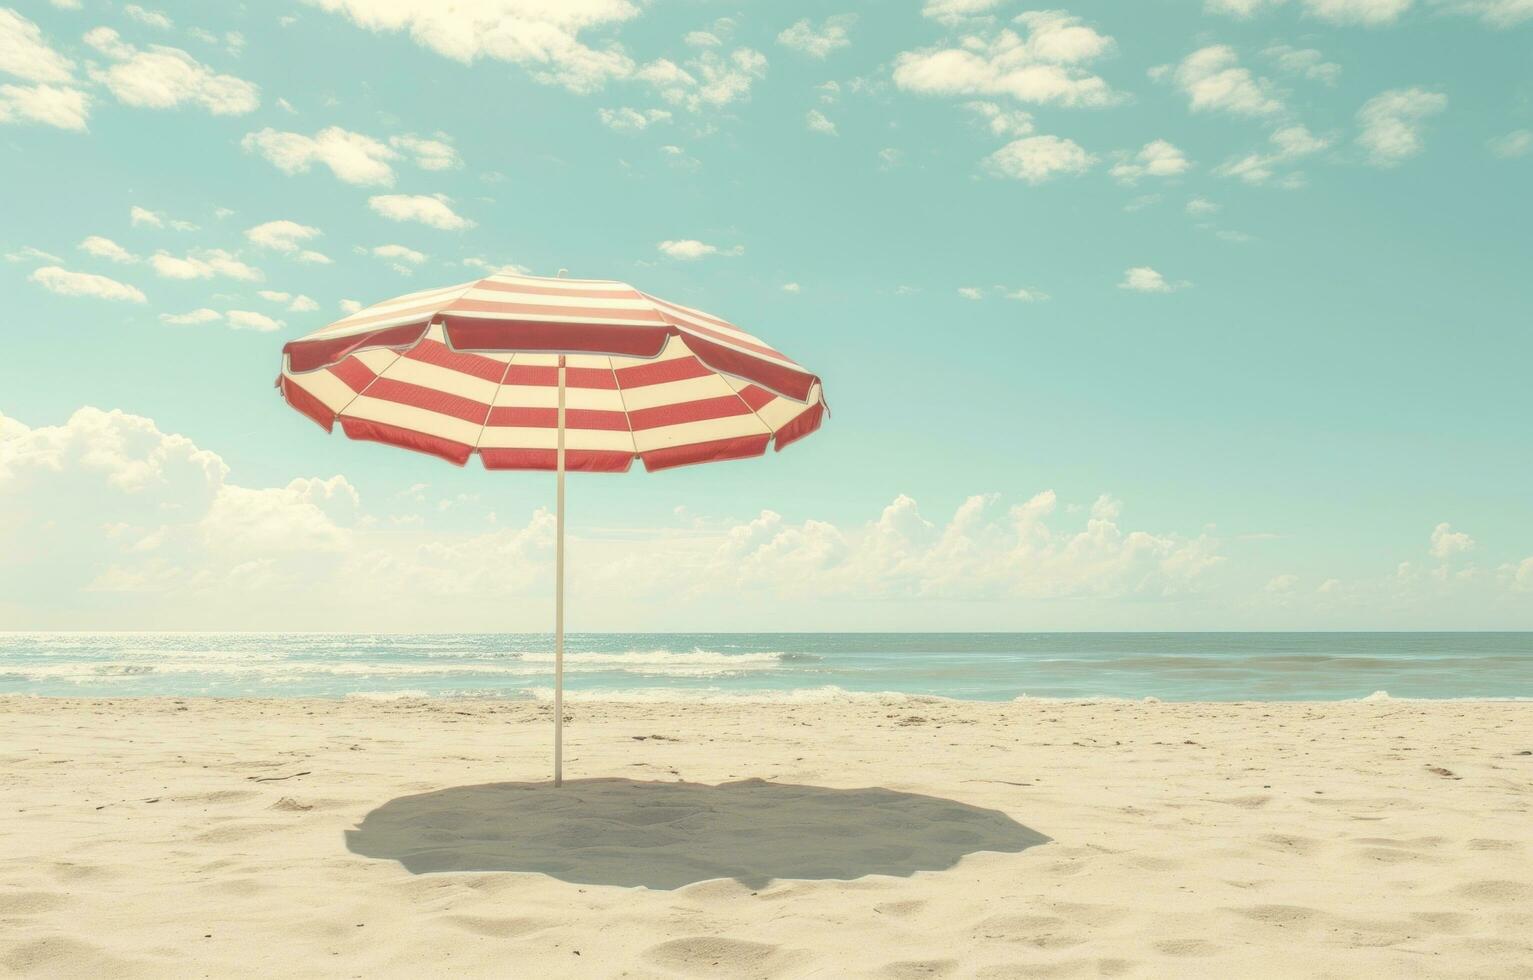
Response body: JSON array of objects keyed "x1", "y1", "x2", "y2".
[
  {"x1": 123, "y1": 5, "x2": 172, "y2": 29},
  {"x1": 372, "y1": 243, "x2": 427, "y2": 273},
  {"x1": 921, "y1": 0, "x2": 1006, "y2": 25},
  {"x1": 0, "y1": 9, "x2": 75, "y2": 82},
  {"x1": 1110, "y1": 140, "x2": 1191, "y2": 184},
  {"x1": 1207, "y1": 0, "x2": 1415, "y2": 21},
  {"x1": 1215, "y1": 124, "x2": 1329, "y2": 185},
  {"x1": 638, "y1": 48, "x2": 768, "y2": 113},
  {"x1": 964, "y1": 100, "x2": 1034, "y2": 137},
  {"x1": 1357, "y1": 87, "x2": 1447, "y2": 166},
  {"x1": 806, "y1": 108, "x2": 837, "y2": 135},
  {"x1": 1186, "y1": 196, "x2": 1220, "y2": 215},
  {"x1": 1205, "y1": 0, "x2": 1285, "y2": 13},
  {"x1": 79, "y1": 235, "x2": 137, "y2": 263},
  {"x1": 368, "y1": 193, "x2": 474, "y2": 230},
  {"x1": 129, "y1": 205, "x2": 196, "y2": 230},
  {"x1": 4, "y1": 246, "x2": 63, "y2": 263},
  {"x1": 1154, "y1": 45, "x2": 1282, "y2": 117},
  {"x1": 339, "y1": 299, "x2": 363, "y2": 313},
  {"x1": 149, "y1": 249, "x2": 262, "y2": 282},
  {"x1": 159, "y1": 308, "x2": 221, "y2": 325},
  {"x1": 657, "y1": 239, "x2": 743, "y2": 260},
  {"x1": 1429, "y1": 522, "x2": 1474, "y2": 559},
  {"x1": 225, "y1": 309, "x2": 283, "y2": 332},
  {"x1": 1431, "y1": 0, "x2": 1533, "y2": 26},
  {"x1": 1489, "y1": 130, "x2": 1533, "y2": 158},
  {"x1": 597, "y1": 106, "x2": 671, "y2": 131},
  {"x1": 894, "y1": 11, "x2": 1118, "y2": 107},
  {"x1": 304, "y1": 0, "x2": 641, "y2": 93},
  {"x1": 83, "y1": 27, "x2": 259, "y2": 115},
  {"x1": 982, "y1": 135, "x2": 1095, "y2": 183},
  {"x1": 258, "y1": 290, "x2": 318, "y2": 312},
  {"x1": 245, "y1": 219, "x2": 323, "y2": 254},
  {"x1": 1118, "y1": 266, "x2": 1187, "y2": 293},
  {"x1": 0, "y1": 82, "x2": 90, "y2": 130},
  {"x1": 777, "y1": 15, "x2": 856, "y2": 58},
  {"x1": 1265, "y1": 44, "x2": 1340, "y2": 85},
  {"x1": 958, "y1": 286, "x2": 985, "y2": 300},
  {"x1": 781, "y1": 282, "x2": 801, "y2": 293},
  {"x1": 389, "y1": 133, "x2": 460, "y2": 170},
  {"x1": 29, "y1": 266, "x2": 146, "y2": 302},
  {"x1": 241, "y1": 126, "x2": 398, "y2": 186}
]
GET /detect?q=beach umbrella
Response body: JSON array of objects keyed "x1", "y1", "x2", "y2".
[{"x1": 276, "y1": 271, "x2": 826, "y2": 785}]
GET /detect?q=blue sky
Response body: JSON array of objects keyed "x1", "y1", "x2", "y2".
[{"x1": 1, "y1": 0, "x2": 1530, "y2": 631}]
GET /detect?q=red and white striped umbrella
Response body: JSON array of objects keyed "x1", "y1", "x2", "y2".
[
  {"x1": 276, "y1": 271, "x2": 827, "y2": 785},
  {"x1": 278, "y1": 272, "x2": 825, "y2": 472}
]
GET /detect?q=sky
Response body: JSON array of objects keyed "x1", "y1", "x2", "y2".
[{"x1": 1, "y1": 0, "x2": 1530, "y2": 632}]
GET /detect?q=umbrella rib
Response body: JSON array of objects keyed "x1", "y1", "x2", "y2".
[
  {"x1": 331, "y1": 350, "x2": 405, "y2": 423},
  {"x1": 472, "y1": 354, "x2": 515, "y2": 456},
  {"x1": 605, "y1": 356, "x2": 640, "y2": 464}
]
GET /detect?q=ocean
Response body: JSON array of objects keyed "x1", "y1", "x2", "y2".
[{"x1": 0, "y1": 632, "x2": 1529, "y2": 702}]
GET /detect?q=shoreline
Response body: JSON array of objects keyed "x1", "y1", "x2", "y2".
[{"x1": 3, "y1": 697, "x2": 1530, "y2": 976}]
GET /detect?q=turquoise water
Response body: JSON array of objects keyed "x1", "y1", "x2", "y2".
[{"x1": 0, "y1": 633, "x2": 1529, "y2": 701}]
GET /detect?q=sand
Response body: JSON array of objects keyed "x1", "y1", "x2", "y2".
[{"x1": 1, "y1": 696, "x2": 1530, "y2": 978}]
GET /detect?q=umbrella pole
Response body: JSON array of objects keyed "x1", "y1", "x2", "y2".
[{"x1": 554, "y1": 355, "x2": 566, "y2": 788}]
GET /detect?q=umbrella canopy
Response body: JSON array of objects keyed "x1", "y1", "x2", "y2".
[
  {"x1": 275, "y1": 271, "x2": 827, "y2": 785},
  {"x1": 278, "y1": 272, "x2": 825, "y2": 472}
]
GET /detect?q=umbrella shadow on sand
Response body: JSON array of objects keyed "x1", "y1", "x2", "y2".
[{"x1": 345, "y1": 778, "x2": 1050, "y2": 890}]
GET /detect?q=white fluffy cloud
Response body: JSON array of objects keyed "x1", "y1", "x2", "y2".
[
  {"x1": 894, "y1": 11, "x2": 1118, "y2": 107},
  {"x1": 130, "y1": 205, "x2": 196, "y2": 231},
  {"x1": 1432, "y1": 0, "x2": 1533, "y2": 25},
  {"x1": 1266, "y1": 44, "x2": 1340, "y2": 85},
  {"x1": 390, "y1": 133, "x2": 460, "y2": 170},
  {"x1": 1110, "y1": 140, "x2": 1191, "y2": 184},
  {"x1": 79, "y1": 236, "x2": 137, "y2": 263},
  {"x1": 0, "y1": 9, "x2": 75, "y2": 82},
  {"x1": 921, "y1": 0, "x2": 1006, "y2": 23},
  {"x1": 777, "y1": 15, "x2": 856, "y2": 58},
  {"x1": 159, "y1": 308, "x2": 221, "y2": 325},
  {"x1": 303, "y1": 0, "x2": 641, "y2": 94},
  {"x1": 965, "y1": 100, "x2": 1034, "y2": 137},
  {"x1": 806, "y1": 108, "x2": 837, "y2": 135},
  {"x1": 368, "y1": 193, "x2": 474, "y2": 230},
  {"x1": 1208, "y1": 0, "x2": 1416, "y2": 21},
  {"x1": 638, "y1": 47, "x2": 768, "y2": 113},
  {"x1": 1215, "y1": 124, "x2": 1330, "y2": 185},
  {"x1": 245, "y1": 219, "x2": 323, "y2": 256},
  {"x1": 29, "y1": 266, "x2": 146, "y2": 302},
  {"x1": 597, "y1": 105, "x2": 670, "y2": 131},
  {"x1": 242, "y1": 126, "x2": 398, "y2": 186},
  {"x1": 1154, "y1": 45, "x2": 1282, "y2": 116},
  {"x1": 983, "y1": 134, "x2": 1095, "y2": 183},
  {"x1": 1429, "y1": 522, "x2": 1474, "y2": 559},
  {"x1": 1357, "y1": 87, "x2": 1447, "y2": 166},
  {"x1": 1488, "y1": 130, "x2": 1532, "y2": 158},
  {"x1": 0, "y1": 82, "x2": 90, "y2": 130},
  {"x1": 83, "y1": 27, "x2": 259, "y2": 115},
  {"x1": 259, "y1": 290, "x2": 319, "y2": 312},
  {"x1": 657, "y1": 239, "x2": 743, "y2": 260},
  {"x1": 123, "y1": 5, "x2": 172, "y2": 29},
  {"x1": 1119, "y1": 266, "x2": 1187, "y2": 293},
  {"x1": 149, "y1": 249, "x2": 262, "y2": 282},
  {"x1": 226, "y1": 309, "x2": 283, "y2": 332}
]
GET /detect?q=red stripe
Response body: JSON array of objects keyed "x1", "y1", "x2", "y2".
[
  {"x1": 681, "y1": 334, "x2": 817, "y2": 402},
  {"x1": 443, "y1": 317, "x2": 670, "y2": 359},
  {"x1": 405, "y1": 338, "x2": 508, "y2": 382},
  {"x1": 501, "y1": 364, "x2": 617, "y2": 389},
  {"x1": 279, "y1": 376, "x2": 335, "y2": 432},
  {"x1": 614, "y1": 355, "x2": 710, "y2": 389},
  {"x1": 736, "y1": 385, "x2": 775, "y2": 412},
  {"x1": 773, "y1": 401, "x2": 824, "y2": 451},
  {"x1": 331, "y1": 357, "x2": 378, "y2": 393},
  {"x1": 480, "y1": 448, "x2": 634, "y2": 472},
  {"x1": 339, "y1": 418, "x2": 471, "y2": 466},
  {"x1": 628, "y1": 395, "x2": 751, "y2": 432},
  {"x1": 357, "y1": 378, "x2": 488, "y2": 424},
  {"x1": 446, "y1": 298, "x2": 668, "y2": 322},
  {"x1": 474, "y1": 279, "x2": 642, "y2": 300},
  {"x1": 640, "y1": 433, "x2": 771, "y2": 472},
  {"x1": 284, "y1": 321, "x2": 430, "y2": 373},
  {"x1": 485, "y1": 407, "x2": 630, "y2": 431}
]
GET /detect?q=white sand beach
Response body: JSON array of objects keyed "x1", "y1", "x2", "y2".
[{"x1": 1, "y1": 696, "x2": 1530, "y2": 978}]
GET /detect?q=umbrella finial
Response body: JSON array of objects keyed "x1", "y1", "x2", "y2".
[{"x1": 557, "y1": 268, "x2": 569, "y2": 279}]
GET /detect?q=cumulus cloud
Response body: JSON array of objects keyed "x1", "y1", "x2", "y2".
[
  {"x1": 78, "y1": 236, "x2": 137, "y2": 263},
  {"x1": 29, "y1": 266, "x2": 146, "y2": 302},
  {"x1": 225, "y1": 309, "x2": 283, "y2": 332},
  {"x1": 303, "y1": 0, "x2": 641, "y2": 94},
  {"x1": 245, "y1": 219, "x2": 323, "y2": 255},
  {"x1": 149, "y1": 249, "x2": 261, "y2": 281},
  {"x1": 1357, "y1": 87, "x2": 1447, "y2": 166},
  {"x1": 1154, "y1": 45, "x2": 1282, "y2": 117},
  {"x1": 1208, "y1": 0, "x2": 1415, "y2": 21},
  {"x1": 242, "y1": 126, "x2": 398, "y2": 186},
  {"x1": 777, "y1": 15, "x2": 856, "y2": 58},
  {"x1": 1429, "y1": 522, "x2": 1474, "y2": 559},
  {"x1": 597, "y1": 105, "x2": 670, "y2": 131},
  {"x1": 1488, "y1": 130, "x2": 1532, "y2": 158},
  {"x1": 1110, "y1": 140, "x2": 1191, "y2": 184},
  {"x1": 83, "y1": 27, "x2": 259, "y2": 115},
  {"x1": 921, "y1": 0, "x2": 1008, "y2": 25},
  {"x1": 1431, "y1": 0, "x2": 1533, "y2": 26},
  {"x1": 1265, "y1": 44, "x2": 1340, "y2": 85},
  {"x1": 123, "y1": 5, "x2": 172, "y2": 29},
  {"x1": 1215, "y1": 124, "x2": 1329, "y2": 185},
  {"x1": 130, "y1": 205, "x2": 196, "y2": 231},
  {"x1": 371, "y1": 243, "x2": 427, "y2": 274},
  {"x1": 389, "y1": 133, "x2": 460, "y2": 170},
  {"x1": 806, "y1": 108, "x2": 837, "y2": 135},
  {"x1": 657, "y1": 239, "x2": 743, "y2": 260},
  {"x1": 965, "y1": 100, "x2": 1034, "y2": 137},
  {"x1": 638, "y1": 47, "x2": 768, "y2": 113},
  {"x1": 159, "y1": 308, "x2": 221, "y2": 325},
  {"x1": 0, "y1": 9, "x2": 75, "y2": 82},
  {"x1": 0, "y1": 82, "x2": 90, "y2": 131},
  {"x1": 1119, "y1": 266, "x2": 1187, "y2": 293},
  {"x1": 258, "y1": 290, "x2": 318, "y2": 312},
  {"x1": 894, "y1": 11, "x2": 1118, "y2": 108},
  {"x1": 368, "y1": 193, "x2": 474, "y2": 230},
  {"x1": 982, "y1": 134, "x2": 1095, "y2": 183}
]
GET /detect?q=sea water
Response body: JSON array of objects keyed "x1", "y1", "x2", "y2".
[{"x1": 0, "y1": 632, "x2": 1529, "y2": 701}]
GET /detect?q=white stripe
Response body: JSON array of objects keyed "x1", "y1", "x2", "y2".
[
  {"x1": 618, "y1": 373, "x2": 736, "y2": 411},
  {"x1": 341, "y1": 397, "x2": 483, "y2": 445},
  {"x1": 632, "y1": 414, "x2": 769, "y2": 453},
  {"x1": 283, "y1": 369, "x2": 353, "y2": 413},
  {"x1": 383, "y1": 356, "x2": 501, "y2": 404},
  {"x1": 493, "y1": 385, "x2": 624, "y2": 411}
]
